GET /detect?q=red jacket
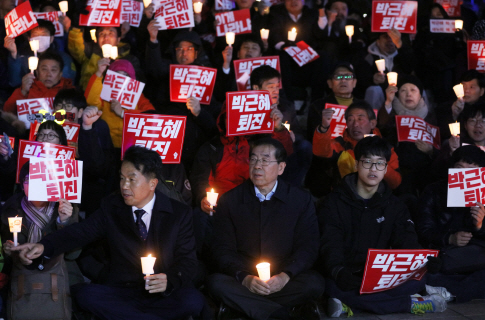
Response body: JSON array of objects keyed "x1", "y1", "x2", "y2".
[{"x1": 4, "y1": 78, "x2": 74, "y2": 114}]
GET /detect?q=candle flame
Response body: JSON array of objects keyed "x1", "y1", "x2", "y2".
[
  {"x1": 211, "y1": 188, "x2": 214, "y2": 193},
  {"x1": 291, "y1": 28, "x2": 296, "y2": 32},
  {"x1": 148, "y1": 254, "x2": 152, "y2": 257}
]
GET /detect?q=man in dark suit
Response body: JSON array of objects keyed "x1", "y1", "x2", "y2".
[
  {"x1": 12, "y1": 146, "x2": 204, "y2": 320},
  {"x1": 207, "y1": 137, "x2": 324, "y2": 320}
]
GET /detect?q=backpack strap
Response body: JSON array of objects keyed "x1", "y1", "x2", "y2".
[
  {"x1": 17, "y1": 274, "x2": 24, "y2": 300},
  {"x1": 51, "y1": 274, "x2": 58, "y2": 302}
]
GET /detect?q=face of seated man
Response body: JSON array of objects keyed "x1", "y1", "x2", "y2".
[
  {"x1": 38, "y1": 59, "x2": 63, "y2": 88},
  {"x1": 237, "y1": 41, "x2": 262, "y2": 59},
  {"x1": 235, "y1": 0, "x2": 255, "y2": 9},
  {"x1": 346, "y1": 108, "x2": 376, "y2": 141},
  {"x1": 465, "y1": 112, "x2": 485, "y2": 146},
  {"x1": 120, "y1": 162, "x2": 158, "y2": 209},
  {"x1": 330, "y1": 1, "x2": 348, "y2": 21},
  {"x1": 327, "y1": 67, "x2": 357, "y2": 99},
  {"x1": 463, "y1": 79, "x2": 485, "y2": 104},
  {"x1": 97, "y1": 27, "x2": 120, "y2": 47},
  {"x1": 249, "y1": 144, "x2": 286, "y2": 193},
  {"x1": 376, "y1": 33, "x2": 397, "y2": 55},
  {"x1": 253, "y1": 77, "x2": 280, "y2": 105},
  {"x1": 285, "y1": 0, "x2": 304, "y2": 16},
  {"x1": 175, "y1": 41, "x2": 197, "y2": 65}
]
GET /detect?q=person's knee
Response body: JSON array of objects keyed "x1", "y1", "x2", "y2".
[
  {"x1": 207, "y1": 273, "x2": 236, "y2": 299},
  {"x1": 301, "y1": 271, "x2": 326, "y2": 298},
  {"x1": 177, "y1": 288, "x2": 205, "y2": 315}
]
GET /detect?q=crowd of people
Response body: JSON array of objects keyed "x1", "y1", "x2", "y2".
[{"x1": 0, "y1": 0, "x2": 485, "y2": 319}]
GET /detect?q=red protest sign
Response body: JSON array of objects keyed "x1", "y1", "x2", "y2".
[
  {"x1": 447, "y1": 168, "x2": 485, "y2": 207},
  {"x1": 226, "y1": 90, "x2": 273, "y2": 136},
  {"x1": 154, "y1": 0, "x2": 194, "y2": 30},
  {"x1": 360, "y1": 249, "x2": 439, "y2": 294},
  {"x1": 8, "y1": 137, "x2": 15, "y2": 149},
  {"x1": 371, "y1": 1, "x2": 418, "y2": 34},
  {"x1": 33, "y1": 11, "x2": 63, "y2": 36},
  {"x1": 16, "y1": 140, "x2": 75, "y2": 183},
  {"x1": 28, "y1": 158, "x2": 83, "y2": 203},
  {"x1": 5, "y1": 1, "x2": 38, "y2": 38},
  {"x1": 215, "y1": 9, "x2": 252, "y2": 37},
  {"x1": 17, "y1": 97, "x2": 54, "y2": 129},
  {"x1": 434, "y1": 0, "x2": 462, "y2": 17},
  {"x1": 215, "y1": 0, "x2": 234, "y2": 10},
  {"x1": 429, "y1": 19, "x2": 456, "y2": 33},
  {"x1": 30, "y1": 121, "x2": 81, "y2": 144},
  {"x1": 468, "y1": 41, "x2": 485, "y2": 73},
  {"x1": 284, "y1": 41, "x2": 320, "y2": 67},
  {"x1": 79, "y1": 0, "x2": 121, "y2": 27},
  {"x1": 169, "y1": 65, "x2": 217, "y2": 105},
  {"x1": 121, "y1": 0, "x2": 143, "y2": 27},
  {"x1": 325, "y1": 104, "x2": 348, "y2": 138},
  {"x1": 121, "y1": 113, "x2": 187, "y2": 164},
  {"x1": 233, "y1": 56, "x2": 281, "y2": 91},
  {"x1": 395, "y1": 115, "x2": 441, "y2": 149},
  {"x1": 100, "y1": 70, "x2": 145, "y2": 110}
]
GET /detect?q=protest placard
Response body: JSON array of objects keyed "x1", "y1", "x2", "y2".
[
  {"x1": 447, "y1": 168, "x2": 485, "y2": 207},
  {"x1": 468, "y1": 41, "x2": 485, "y2": 73},
  {"x1": 154, "y1": 0, "x2": 194, "y2": 30},
  {"x1": 395, "y1": 115, "x2": 441, "y2": 149},
  {"x1": 5, "y1": 1, "x2": 38, "y2": 38},
  {"x1": 215, "y1": 9, "x2": 251, "y2": 37},
  {"x1": 371, "y1": 0, "x2": 418, "y2": 34},
  {"x1": 122, "y1": 113, "x2": 186, "y2": 163},
  {"x1": 360, "y1": 249, "x2": 439, "y2": 294},
  {"x1": 28, "y1": 158, "x2": 83, "y2": 203},
  {"x1": 17, "y1": 98, "x2": 54, "y2": 129},
  {"x1": 284, "y1": 41, "x2": 320, "y2": 67},
  {"x1": 79, "y1": 0, "x2": 121, "y2": 27},
  {"x1": 215, "y1": 0, "x2": 234, "y2": 10},
  {"x1": 324, "y1": 104, "x2": 378, "y2": 138},
  {"x1": 429, "y1": 19, "x2": 456, "y2": 33},
  {"x1": 226, "y1": 90, "x2": 273, "y2": 136},
  {"x1": 29, "y1": 120, "x2": 80, "y2": 144},
  {"x1": 16, "y1": 140, "x2": 75, "y2": 183},
  {"x1": 233, "y1": 56, "x2": 280, "y2": 91},
  {"x1": 434, "y1": 0, "x2": 461, "y2": 17},
  {"x1": 33, "y1": 11, "x2": 63, "y2": 36},
  {"x1": 100, "y1": 70, "x2": 145, "y2": 110},
  {"x1": 120, "y1": 0, "x2": 143, "y2": 27},
  {"x1": 169, "y1": 65, "x2": 217, "y2": 105}
]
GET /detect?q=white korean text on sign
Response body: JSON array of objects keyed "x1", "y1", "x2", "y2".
[
  {"x1": 154, "y1": 0, "x2": 194, "y2": 30},
  {"x1": 395, "y1": 115, "x2": 441, "y2": 149},
  {"x1": 447, "y1": 167, "x2": 485, "y2": 207},
  {"x1": 233, "y1": 56, "x2": 281, "y2": 91},
  {"x1": 169, "y1": 65, "x2": 217, "y2": 105},
  {"x1": 5, "y1": 1, "x2": 38, "y2": 38},
  {"x1": 284, "y1": 41, "x2": 320, "y2": 67},
  {"x1": 468, "y1": 41, "x2": 485, "y2": 73},
  {"x1": 429, "y1": 19, "x2": 456, "y2": 33},
  {"x1": 33, "y1": 11, "x2": 63, "y2": 36},
  {"x1": 215, "y1": 9, "x2": 251, "y2": 37},
  {"x1": 371, "y1": 0, "x2": 418, "y2": 34},
  {"x1": 79, "y1": 0, "x2": 121, "y2": 27},
  {"x1": 16, "y1": 98, "x2": 54, "y2": 129},
  {"x1": 226, "y1": 90, "x2": 273, "y2": 136},
  {"x1": 121, "y1": 0, "x2": 143, "y2": 27}
]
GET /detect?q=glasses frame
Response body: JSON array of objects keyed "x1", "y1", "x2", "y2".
[
  {"x1": 359, "y1": 160, "x2": 388, "y2": 171},
  {"x1": 37, "y1": 132, "x2": 60, "y2": 141},
  {"x1": 467, "y1": 118, "x2": 485, "y2": 126},
  {"x1": 249, "y1": 157, "x2": 279, "y2": 167},
  {"x1": 333, "y1": 74, "x2": 354, "y2": 81}
]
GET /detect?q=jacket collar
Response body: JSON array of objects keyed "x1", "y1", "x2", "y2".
[{"x1": 242, "y1": 178, "x2": 289, "y2": 204}]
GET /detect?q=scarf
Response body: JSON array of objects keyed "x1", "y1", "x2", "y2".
[
  {"x1": 392, "y1": 97, "x2": 428, "y2": 120},
  {"x1": 20, "y1": 197, "x2": 55, "y2": 243}
]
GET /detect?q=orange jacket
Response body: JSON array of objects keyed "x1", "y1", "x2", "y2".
[
  {"x1": 84, "y1": 74, "x2": 155, "y2": 148},
  {"x1": 313, "y1": 127, "x2": 402, "y2": 189},
  {"x1": 4, "y1": 78, "x2": 74, "y2": 114}
]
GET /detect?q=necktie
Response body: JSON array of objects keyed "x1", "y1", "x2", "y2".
[{"x1": 134, "y1": 209, "x2": 148, "y2": 241}]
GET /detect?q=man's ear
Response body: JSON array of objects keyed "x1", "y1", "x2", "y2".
[
  {"x1": 370, "y1": 119, "x2": 377, "y2": 130},
  {"x1": 480, "y1": 87, "x2": 485, "y2": 97},
  {"x1": 327, "y1": 79, "x2": 333, "y2": 90},
  {"x1": 150, "y1": 178, "x2": 158, "y2": 190},
  {"x1": 277, "y1": 162, "x2": 286, "y2": 175},
  {"x1": 252, "y1": 84, "x2": 260, "y2": 90},
  {"x1": 49, "y1": 36, "x2": 54, "y2": 44}
]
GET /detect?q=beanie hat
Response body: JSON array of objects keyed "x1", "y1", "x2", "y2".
[
  {"x1": 397, "y1": 74, "x2": 424, "y2": 96},
  {"x1": 109, "y1": 59, "x2": 135, "y2": 79}
]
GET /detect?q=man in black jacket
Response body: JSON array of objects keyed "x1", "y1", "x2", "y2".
[
  {"x1": 12, "y1": 146, "x2": 205, "y2": 320},
  {"x1": 208, "y1": 137, "x2": 324, "y2": 320}
]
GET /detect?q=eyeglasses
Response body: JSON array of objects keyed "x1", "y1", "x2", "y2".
[
  {"x1": 37, "y1": 132, "x2": 59, "y2": 141},
  {"x1": 333, "y1": 74, "x2": 354, "y2": 81},
  {"x1": 175, "y1": 47, "x2": 195, "y2": 53},
  {"x1": 467, "y1": 118, "x2": 485, "y2": 126},
  {"x1": 249, "y1": 157, "x2": 278, "y2": 166},
  {"x1": 359, "y1": 159, "x2": 387, "y2": 171},
  {"x1": 55, "y1": 103, "x2": 75, "y2": 111}
]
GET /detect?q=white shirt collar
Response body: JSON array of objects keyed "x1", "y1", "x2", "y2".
[
  {"x1": 132, "y1": 193, "x2": 156, "y2": 231},
  {"x1": 254, "y1": 181, "x2": 278, "y2": 202},
  {"x1": 288, "y1": 12, "x2": 302, "y2": 22}
]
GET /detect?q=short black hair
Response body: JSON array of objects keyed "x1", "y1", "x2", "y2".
[
  {"x1": 345, "y1": 101, "x2": 376, "y2": 121},
  {"x1": 37, "y1": 120, "x2": 68, "y2": 146},
  {"x1": 54, "y1": 88, "x2": 87, "y2": 111},
  {"x1": 39, "y1": 0, "x2": 60, "y2": 11},
  {"x1": 29, "y1": 19, "x2": 55, "y2": 37},
  {"x1": 461, "y1": 102, "x2": 485, "y2": 122},
  {"x1": 122, "y1": 145, "x2": 163, "y2": 181},
  {"x1": 451, "y1": 145, "x2": 485, "y2": 167},
  {"x1": 96, "y1": 26, "x2": 122, "y2": 38},
  {"x1": 430, "y1": 3, "x2": 449, "y2": 19},
  {"x1": 354, "y1": 136, "x2": 392, "y2": 162},
  {"x1": 250, "y1": 137, "x2": 287, "y2": 163},
  {"x1": 250, "y1": 65, "x2": 280, "y2": 89},
  {"x1": 38, "y1": 51, "x2": 64, "y2": 71},
  {"x1": 235, "y1": 33, "x2": 264, "y2": 54},
  {"x1": 460, "y1": 70, "x2": 485, "y2": 89}
]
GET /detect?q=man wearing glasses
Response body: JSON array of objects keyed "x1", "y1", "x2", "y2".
[
  {"x1": 307, "y1": 100, "x2": 401, "y2": 197},
  {"x1": 208, "y1": 137, "x2": 324, "y2": 320}
]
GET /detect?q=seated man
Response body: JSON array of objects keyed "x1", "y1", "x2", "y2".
[
  {"x1": 4, "y1": 51, "x2": 74, "y2": 114},
  {"x1": 12, "y1": 146, "x2": 205, "y2": 320},
  {"x1": 307, "y1": 100, "x2": 401, "y2": 197},
  {"x1": 319, "y1": 136, "x2": 446, "y2": 316},
  {"x1": 208, "y1": 138, "x2": 324, "y2": 320}
]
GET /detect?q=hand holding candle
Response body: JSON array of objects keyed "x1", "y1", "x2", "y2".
[
  {"x1": 8, "y1": 216, "x2": 22, "y2": 246},
  {"x1": 387, "y1": 72, "x2": 398, "y2": 86},
  {"x1": 226, "y1": 32, "x2": 235, "y2": 47},
  {"x1": 206, "y1": 188, "x2": 219, "y2": 216},
  {"x1": 449, "y1": 122, "x2": 460, "y2": 137},
  {"x1": 28, "y1": 57, "x2": 38, "y2": 74},
  {"x1": 345, "y1": 25, "x2": 354, "y2": 43},
  {"x1": 256, "y1": 262, "x2": 271, "y2": 281},
  {"x1": 102, "y1": 44, "x2": 112, "y2": 58},
  {"x1": 288, "y1": 28, "x2": 297, "y2": 41},
  {"x1": 453, "y1": 84, "x2": 464, "y2": 99}
]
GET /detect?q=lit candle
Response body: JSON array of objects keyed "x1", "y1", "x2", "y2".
[
  {"x1": 256, "y1": 262, "x2": 271, "y2": 281},
  {"x1": 206, "y1": 188, "x2": 219, "y2": 216},
  {"x1": 141, "y1": 254, "x2": 156, "y2": 279},
  {"x1": 8, "y1": 216, "x2": 22, "y2": 246},
  {"x1": 110, "y1": 46, "x2": 118, "y2": 60},
  {"x1": 260, "y1": 28, "x2": 269, "y2": 40},
  {"x1": 59, "y1": 1, "x2": 68, "y2": 14},
  {"x1": 364, "y1": 134, "x2": 376, "y2": 138},
  {"x1": 387, "y1": 72, "x2": 398, "y2": 86},
  {"x1": 102, "y1": 44, "x2": 112, "y2": 58},
  {"x1": 288, "y1": 27, "x2": 297, "y2": 41},
  {"x1": 143, "y1": 0, "x2": 151, "y2": 8},
  {"x1": 193, "y1": 1, "x2": 203, "y2": 14},
  {"x1": 375, "y1": 59, "x2": 385, "y2": 73},
  {"x1": 453, "y1": 83, "x2": 464, "y2": 99},
  {"x1": 226, "y1": 32, "x2": 235, "y2": 47},
  {"x1": 283, "y1": 122, "x2": 290, "y2": 131},
  {"x1": 30, "y1": 39, "x2": 39, "y2": 56},
  {"x1": 90, "y1": 29, "x2": 97, "y2": 43},
  {"x1": 345, "y1": 25, "x2": 354, "y2": 43},
  {"x1": 449, "y1": 122, "x2": 460, "y2": 136},
  {"x1": 455, "y1": 19, "x2": 463, "y2": 31},
  {"x1": 28, "y1": 56, "x2": 38, "y2": 74}
]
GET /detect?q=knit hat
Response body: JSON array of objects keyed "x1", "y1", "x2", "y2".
[
  {"x1": 109, "y1": 59, "x2": 135, "y2": 79},
  {"x1": 172, "y1": 30, "x2": 202, "y2": 47},
  {"x1": 471, "y1": 20, "x2": 485, "y2": 40},
  {"x1": 397, "y1": 74, "x2": 424, "y2": 96}
]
